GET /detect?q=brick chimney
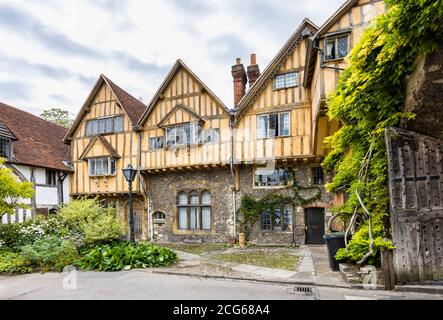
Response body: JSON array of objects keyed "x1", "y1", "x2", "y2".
[
  {"x1": 247, "y1": 53, "x2": 260, "y2": 88},
  {"x1": 231, "y1": 57, "x2": 247, "y2": 106}
]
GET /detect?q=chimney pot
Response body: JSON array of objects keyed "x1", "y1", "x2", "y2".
[
  {"x1": 236, "y1": 57, "x2": 241, "y2": 65},
  {"x1": 250, "y1": 53, "x2": 257, "y2": 65},
  {"x1": 247, "y1": 53, "x2": 260, "y2": 89},
  {"x1": 231, "y1": 58, "x2": 247, "y2": 106}
]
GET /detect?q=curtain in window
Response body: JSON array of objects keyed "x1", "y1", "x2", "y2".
[
  {"x1": 284, "y1": 205, "x2": 293, "y2": 227},
  {"x1": 178, "y1": 208, "x2": 187, "y2": 229},
  {"x1": 258, "y1": 115, "x2": 268, "y2": 138},
  {"x1": 326, "y1": 40, "x2": 336, "y2": 60},
  {"x1": 190, "y1": 207, "x2": 199, "y2": 229},
  {"x1": 178, "y1": 192, "x2": 188, "y2": 205}
]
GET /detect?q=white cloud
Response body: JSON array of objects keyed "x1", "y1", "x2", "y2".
[{"x1": 0, "y1": 0, "x2": 344, "y2": 117}]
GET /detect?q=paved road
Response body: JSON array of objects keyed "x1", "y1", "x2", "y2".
[{"x1": 0, "y1": 271, "x2": 441, "y2": 300}]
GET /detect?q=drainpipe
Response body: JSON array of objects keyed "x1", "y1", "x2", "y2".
[
  {"x1": 229, "y1": 111, "x2": 237, "y2": 240},
  {"x1": 57, "y1": 172, "x2": 69, "y2": 205}
]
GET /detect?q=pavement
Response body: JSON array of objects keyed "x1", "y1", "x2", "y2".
[
  {"x1": 1, "y1": 269, "x2": 442, "y2": 300},
  {"x1": 154, "y1": 245, "x2": 349, "y2": 288}
]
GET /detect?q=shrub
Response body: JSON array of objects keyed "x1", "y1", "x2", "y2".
[
  {"x1": 20, "y1": 237, "x2": 79, "y2": 272},
  {"x1": 0, "y1": 220, "x2": 45, "y2": 251},
  {"x1": 79, "y1": 242, "x2": 178, "y2": 271},
  {"x1": 0, "y1": 251, "x2": 33, "y2": 275},
  {"x1": 59, "y1": 198, "x2": 125, "y2": 245}
]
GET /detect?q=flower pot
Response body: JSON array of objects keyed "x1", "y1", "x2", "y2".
[{"x1": 238, "y1": 232, "x2": 246, "y2": 247}]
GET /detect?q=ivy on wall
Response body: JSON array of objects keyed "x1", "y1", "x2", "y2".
[
  {"x1": 238, "y1": 169, "x2": 322, "y2": 237},
  {"x1": 323, "y1": 0, "x2": 443, "y2": 265}
]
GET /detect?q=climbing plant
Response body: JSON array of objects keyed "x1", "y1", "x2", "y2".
[
  {"x1": 238, "y1": 168, "x2": 322, "y2": 238},
  {"x1": 323, "y1": 0, "x2": 443, "y2": 265}
]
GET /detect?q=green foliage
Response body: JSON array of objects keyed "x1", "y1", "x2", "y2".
[
  {"x1": 0, "y1": 251, "x2": 33, "y2": 275},
  {"x1": 323, "y1": 0, "x2": 443, "y2": 263},
  {"x1": 59, "y1": 198, "x2": 125, "y2": 245},
  {"x1": 20, "y1": 237, "x2": 79, "y2": 272},
  {"x1": 40, "y1": 108, "x2": 74, "y2": 129},
  {"x1": 78, "y1": 242, "x2": 178, "y2": 271},
  {"x1": 238, "y1": 169, "x2": 322, "y2": 237},
  {"x1": 0, "y1": 159, "x2": 34, "y2": 218}
]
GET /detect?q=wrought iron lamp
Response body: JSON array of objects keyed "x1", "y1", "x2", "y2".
[{"x1": 123, "y1": 164, "x2": 137, "y2": 243}]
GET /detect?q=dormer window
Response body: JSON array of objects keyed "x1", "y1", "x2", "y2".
[
  {"x1": 0, "y1": 138, "x2": 11, "y2": 159},
  {"x1": 325, "y1": 35, "x2": 349, "y2": 61},
  {"x1": 273, "y1": 72, "x2": 299, "y2": 90}
]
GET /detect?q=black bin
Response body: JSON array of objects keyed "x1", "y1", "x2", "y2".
[{"x1": 323, "y1": 232, "x2": 348, "y2": 272}]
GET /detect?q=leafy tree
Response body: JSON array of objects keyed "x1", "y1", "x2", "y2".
[
  {"x1": 0, "y1": 159, "x2": 34, "y2": 219},
  {"x1": 40, "y1": 108, "x2": 74, "y2": 129}
]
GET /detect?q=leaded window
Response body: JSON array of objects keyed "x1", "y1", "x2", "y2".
[
  {"x1": 46, "y1": 170, "x2": 57, "y2": 186},
  {"x1": 325, "y1": 35, "x2": 348, "y2": 60},
  {"x1": 257, "y1": 112, "x2": 290, "y2": 138},
  {"x1": 312, "y1": 167, "x2": 324, "y2": 185},
  {"x1": 177, "y1": 190, "x2": 212, "y2": 231},
  {"x1": 165, "y1": 123, "x2": 201, "y2": 147},
  {"x1": 0, "y1": 138, "x2": 11, "y2": 159},
  {"x1": 254, "y1": 168, "x2": 293, "y2": 188},
  {"x1": 262, "y1": 205, "x2": 293, "y2": 231},
  {"x1": 273, "y1": 72, "x2": 299, "y2": 90},
  {"x1": 86, "y1": 116, "x2": 124, "y2": 136},
  {"x1": 149, "y1": 136, "x2": 164, "y2": 150},
  {"x1": 88, "y1": 157, "x2": 117, "y2": 176}
]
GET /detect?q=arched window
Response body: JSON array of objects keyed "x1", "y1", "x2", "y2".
[
  {"x1": 153, "y1": 211, "x2": 165, "y2": 221},
  {"x1": 177, "y1": 190, "x2": 212, "y2": 231}
]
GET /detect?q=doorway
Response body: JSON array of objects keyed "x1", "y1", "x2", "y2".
[{"x1": 305, "y1": 208, "x2": 325, "y2": 244}]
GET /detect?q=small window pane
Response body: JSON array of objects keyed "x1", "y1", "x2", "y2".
[
  {"x1": 268, "y1": 114, "x2": 277, "y2": 137},
  {"x1": 202, "y1": 191, "x2": 211, "y2": 205},
  {"x1": 98, "y1": 119, "x2": 106, "y2": 134},
  {"x1": 262, "y1": 210, "x2": 271, "y2": 230},
  {"x1": 105, "y1": 118, "x2": 113, "y2": 133},
  {"x1": 284, "y1": 73, "x2": 297, "y2": 87},
  {"x1": 279, "y1": 113, "x2": 290, "y2": 136},
  {"x1": 258, "y1": 115, "x2": 268, "y2": 138},
  {"x1": 166, "y1": 128, "x2": 176, "y2": 147},
  {"x1": 337, "y1": 36, "x2": 348, "y2": 58},
  {"x1": 274, "y1": 74, "x2": 285, "y2": 90},
  {"x1": 284, "y1": 205, "x2": 293, "y2": 227},
  {"x1": 202, "y1": 207, "x2": 211, "y2": 230},
  {"x1": 190, "y1": 207, "x2": 199, "y2": 229},
  {"x1": 312, "y1": 167, "x2": 324, "y2": 185},
  {"x1": 273, "y1": 208, "x2": 282, "y2": 229},
  {"x1": 178, "y1": 192, "x2": 188, "y2": 205},
  {"x1": 178, "y1": 208, "x2": 188, "y2": 229},
  {"x1": 86, "y1": 122, "x2": 93, "y2": 136},
  {"x1": 114, "y1": 116, "x2": 124, "y2": 133},
  {"x1": 0, "y1": 138, "x2": 10, "y2": 158},
  {"x1": 110, "y1": 158, "x2": 116, "y2": 175},
  {"x1": 190, "y1": 192, "x2": 199, "y2": 205},
  {"x1": 103, "y1": 157, "x2": 109, "y2": 174},
  {"x1": 326, "y1": 39, "x2": 336, "y2": 60},
  {"x1": 149, "y1": 137, "x2": 164, "y2": 150},
  {"x1": 89, "y1": 159, "x2": 95, "y2": 176},
  {"x1": 212, "y1": 129, "x2": 220, "y2": 143}
]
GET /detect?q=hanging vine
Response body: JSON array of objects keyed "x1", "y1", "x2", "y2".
[
  {"x1": 237, "y1": 168, "x2": 322, "y2": 237},
  {"x1": 323, "y1": 0, "x2": 443, "y2": 266}
]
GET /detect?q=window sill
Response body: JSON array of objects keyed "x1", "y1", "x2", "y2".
[
  {"x1": 323, "y1": 57, "x2": 346, "y2": 63},
  {"x1": 261, "y1": 230, "x2": 293, "y2": 234},
  {"x1": 256, "y1": 135, "x2": 291, "y2": 140},
  {"x1": 253, "y1": 185, "x2": 289, "y2": 190},
  {"x1": 272, "y1": 85, "x2": 299, "y2": 91},
  {"x1": 89, "y1": 174, "x2": 117, "y2": 178}
]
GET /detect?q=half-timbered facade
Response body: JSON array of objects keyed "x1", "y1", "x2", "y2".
[
  {"x1": 0, "y1": 102, "x2": 71, "y2": 224},
  {"x1": 66, "y1": 0, "x2": 386, "y2": 244}
]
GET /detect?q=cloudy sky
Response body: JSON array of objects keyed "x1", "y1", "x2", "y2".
[{"x1": 0, "y1": 0, "x2": 343, "y2": 117}]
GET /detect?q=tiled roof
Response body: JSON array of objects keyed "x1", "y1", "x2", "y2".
[
  {"x1": 102, "y1": 75, "x2": 147, "y2": 125},
  {"x1": 0, "y1": 101, "x2": 72, "y2": 171}
]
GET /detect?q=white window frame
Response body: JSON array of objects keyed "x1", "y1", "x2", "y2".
[
  {"x1": 88, "y1": 157, "x2": 117, "y2": 177},
  {"x1": 177, "y1": 190, "x2": 212, "y2": 231},
  {"x1": 257, "y1": 112, "x2": 291, "y2": 139}
]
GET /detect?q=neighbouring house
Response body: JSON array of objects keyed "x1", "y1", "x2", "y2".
[
  {"x1": 0, "y1": 102, "x2": 72, "y2": 224},
  {"x1": 66, "y1": 0, "x2": 386, "y2": 243}
]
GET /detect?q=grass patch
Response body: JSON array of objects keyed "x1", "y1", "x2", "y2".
[
  {"x1": 157, "y1": 243, "x2": 231, "y2": 256},
  {"x1": 214, "y1": 251, "x2": 299, "y2": 271}
]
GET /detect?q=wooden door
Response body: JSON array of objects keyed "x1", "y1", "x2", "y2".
[
  {"x1": 385, "y1": 127, "x2": 443, "y2": 283},
  {"x1": 305, "y1": 208, "x2": 325, "y2": 244}
]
